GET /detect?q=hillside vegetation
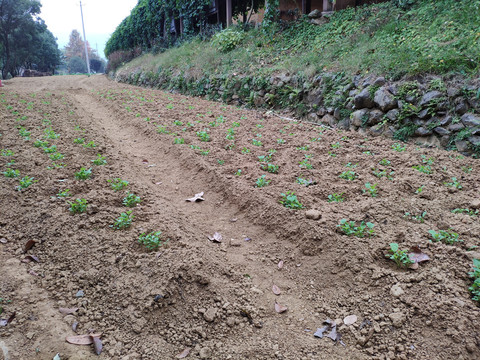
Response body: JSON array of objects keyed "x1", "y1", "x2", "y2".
[{"x1": 114, "y1": 0, "x2": 480, "y2": 80}]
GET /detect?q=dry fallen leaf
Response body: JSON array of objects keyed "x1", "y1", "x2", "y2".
[
  {"x1": 92, "y1": 335, "x2": 102, "y2": 355},
  {"x1": 142, "y1": 159, "x2": 148, "y2": 164},
  {"x1": 274, "y1": 301, "x2": 288, "y2": 313},
  {"x1": 22, "y1": 255, "x2": 39, "y2": 263},
  {"x1": 28, "y1": 270, "x2": 40, "y2": 277},
  {"x1": 72, "y1": 321, "x2": 79, "y2": 333},
  {"x1": 24, "y1": 239, "x2": 36, "y2": 253},
  {"x1": 272, "y1": 284, "x2": 281, "y2": 295},
  {"x1": 207, "y1": 232, "x2": 223, "y2": 243},
  {"x1": 59, "y1": 307, "x2": 78, "y2": 315},
  {"x1": 409, "y1": 246, "x2": 430, "y2": 264},
  {"x1": 186, "y1": 192, "x2": 205, "y2": 202},
  {"x1": 277, "y1": 260, "x2": 284, "y2": 269},
  {"x1": 66, "y1": 333, "x2": 102, "y2": 345},
  {"x1": 176, "y1": 347, "x2": 191, "y2": 359},
  {"x1": 0, "y1": 312, "x2": 15, "y2": 327},
  {"x1": 343, "y1": 314, "x2": 358, "y2": 325}
]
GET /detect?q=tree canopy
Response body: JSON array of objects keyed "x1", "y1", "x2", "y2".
[{"x1": 0, "y1": 0, "x2": 61, "y2": 78}]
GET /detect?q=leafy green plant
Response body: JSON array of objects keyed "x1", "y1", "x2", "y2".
[
  {"x1": 157, "y1": 126, "x2": 169, "y2": 134},
  {"x1": 92, "y1": 154, "x2": 107, "y2": 166},
  {"x1": 252, "y1": 139, "x2": 263, "y2": 146},
  {"x1": 468, "y1": 259, "x2": 480, "y2": 303},
  {"x1": 296, "y1": 177, "x2": 316, "y2": 186},
  {"x1": 56, "y1": 189, "x2": 71, "y2": 198},
  {"x1": 138, "y1": 231, "x2": 165, "y2": 251},
  {"x1": 279, "y1": 191, "x2": 304, "y2": 210},
  {"x1": 196, "y1": 130, "x2": 210, "y2": 142},
  {"x1": 217, "y1": 159, "x2": 225, "y2": 165},
  {"x1": 261, "y1": 163, "x2": 279, "y2": 174},
  {"x1": 363, "y1": 183, "x2": 378, "y2": 197},
  {"x1": 67, "y1": 198, "x2": 88, "y2": 214},
  {"x1": 379, "y1": 158, "x2": 391, "y2": 166},
  {"x1": 339, "y1": 170, "x2": 357, "y2": 181},
  {"x1": 108, "y1": 178, "x2": 129, "y2": 191},
  {"x1": 392, "y1": 143, "x2": 406, "y2": 152},
  {"x1": 327, "y1": 193, "x2": 344, "y2": 202},
  {"x1": 3, "y1": 168, "x2": 19, "y2": 178},
  {"x1": 337, "y1": 219, "x2": 375, "y2": 237},
  {"x1": 16, "y1": 176, "x2": 36, "y2": 191},
  {"x1": 18, "y1": 127, "x2": 31, "y2": 140},
  {"x1": 49, "y1": 152, "x2": 64, "y2": 161},
  {"x1": 255, "y1": 175, "x2": 271, "y2": 188},
  {"x1": 462, "y1": 165, "x2": 473, "y2": 174},
  {"x1": 444, "y1": 177, "x2": 462, "y2": 189},
  {"x1": 173, "y1": 137, "x2": 185, "y2": 144},
  {"x1": 372, "y1": 168, "x2": 394, "y2": 180},
  {"x1": 123, "y1": 192, "x2": 141, "y2": 207},
  {"x1": 235, "y1": 169, "x2": 242, "y2": 176},
  {"x1": 404, "y1": 211, "x2": 427, "y2": 223},
  {"x1": 412, "y1": 164, "x2": 432, "y2": 174},
  {"x1": 173, "y1": 120, "x2": 183, "y2": 126},
  {"x1": 43, "y1": 145, "x2": 57, "y2": 153},
  {"x1": 75, "y1": 167, "x2": 92, "y2": 180},
  {"x1": 111, "y1": 211, "x2": 134, "y2": 230},
  {"x1": 83, "y1": 141, "x2": 96, "y2": 148},
  {"x1": 388, "y1": 243, "x2": 414, "y2": 268},
  {"x1": 429, "y1": 229, "x2": 461, "y2": 245},
  {"x1": 299, "y1": 154, "x2": 314, "y2": 169},
  {"x1": 34, "y1": 139, "x2": 49, "y2": 148},
  {"x1": 277, "y1": 139, "x2": 286, "y2": 144},
  {"x1": 212, "y1": 27, "x2": 245, "y2": 52},
  {"x1": 43, "y1": 128, "x2": 60, "y2": 139},
  {"x1": 452, "y1": 208, "x2": 479, "y2": 216},
  {"x1": 1, "y1": 149, "x2": 14, "y2": 157},
  {"x1": 241, "y1": 147, "x2": 251, "y2": 154}
]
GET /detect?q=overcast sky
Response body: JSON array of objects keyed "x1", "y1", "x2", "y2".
[{"x1": 39, "y1": 0, "x2": 138, "y2": 59}]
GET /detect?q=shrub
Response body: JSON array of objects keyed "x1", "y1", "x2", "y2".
[{"x1": 211, "y1": 28, "x2": 245, "y2": 52}]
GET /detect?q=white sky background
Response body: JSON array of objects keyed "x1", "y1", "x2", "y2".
[{"x1": 39, "y1": 0, "x2": 138, "y2": 59}]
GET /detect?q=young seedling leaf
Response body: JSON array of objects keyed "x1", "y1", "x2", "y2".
[
  {"x1": 176, "y1": 347, "x2": 191, "y2": 359},
  {"x1": 186, "y1": 192, "x2": 205, "y2": 202},
  {"x1": 65, "y1": 333, "x2": 102, "y2": 345},
  {"x1": 24, "y1": 239, "x2": 36, "y2": 253},
  {"x1": 272, "y1": 284, "x2": 281, "y2": 295},
  {"x1": 274, "y1": 301, "x2": 288, "y2": 313},
  {"x1": 59, "y1": 307, "x2": 78, "y2": 315},
  {"x1": 208, "y1": 232, "x2": 223, "y2": 243},
  {"x1": 91, "y1": 335, "x2": 102, "y2": 355}
]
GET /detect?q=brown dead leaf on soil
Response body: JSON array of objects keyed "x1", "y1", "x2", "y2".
[
  {"x1": 186, "y1": 192, "x2": 205, "y2": 202},
  {"x1": 65, "y1": 333, "x2": 102, "y2": 345},
  {"x1": 409, "y1": 246, "x2": 430, "y2": 264},
  {"x1": 208, "y1": 232, "x2": 223, "y2": 243},
  {"x1": 176, "y1": 347, "x2": 191, "y2": 358},
  {"x1": 24, "y1": 239, "x2": 36, "y2": 253},
  {"x1": 59, "y1": 307, "x2": 78, "y2": 315},
  {"x1": 92, "y1": 335, "x2": 102, "y2": 355},
  {"x1": 272, "y1": 284, "x2": 281, "y2": 295},
  {"x1": 274, "y1": 301, "x2": 288, "y2": 313}
]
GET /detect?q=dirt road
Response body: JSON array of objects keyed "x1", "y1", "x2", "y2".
[{"x1": 1, "y1": 75, "x2": 479, "y2": 359}]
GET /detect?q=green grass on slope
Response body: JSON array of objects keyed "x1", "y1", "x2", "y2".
[{"x1": 122, "y1": 0, "x2": 480, "y2": 79}]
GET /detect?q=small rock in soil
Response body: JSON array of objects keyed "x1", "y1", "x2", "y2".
[
  {"x1": 75, "y1": 290, "x2": 84, "y2": 298},
  {"x1": 305, "y1": 209, "x2": 322, "y2": 220},
  {"x1": 390, "y1": 284, "x2": 405, "y2": 298},
  {"x1": 199, "y1": 347, "x2": 212, "y2": 359},
  {"x1": 389, "y1": 312, "x2": 406, "y2": 327},
  {"x1": 203, "y1": 308, "x2": 217, "y2": 322}
]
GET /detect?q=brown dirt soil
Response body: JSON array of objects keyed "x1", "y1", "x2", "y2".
[{"x1": 1, "y1": 75, "x2": 480, "y2": 360}]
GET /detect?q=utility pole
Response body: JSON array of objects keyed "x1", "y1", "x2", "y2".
[{"x1": 79, "y1": 1, "x2": 91, "y2": 74}]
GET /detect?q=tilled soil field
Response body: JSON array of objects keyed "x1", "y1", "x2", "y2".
[{"x1": 1, "y1": 75, "x2": 480, "y2": 360}]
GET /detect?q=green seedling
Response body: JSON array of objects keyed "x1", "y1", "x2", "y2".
[
  {"x1": 157, "y1": 126, "x2": 169, "y2": 134},
  {"x1": 111, "y1": 211, "x2": 134, "y2": 230},
  {"x1": 444, "y1": 177, "x2": 462, "y2": 189},
  {"x1": 255, "y1": 175, "x2": 271, "y2": 188},
  {"x1": 75, "y1": 167, "x2": 92, "y2": 180},
  {"x1": 363, "y1": 183, "x2": 378, "y2": 197},
  {"x1": 337, "y1": 219, "x2": 375, "y2": 237},
  {"x1": 241, "y1": 147, "x2": 251, "y2": 154},
  {"x1": 277, "y1": 139, "x2": 286, "y2": 144},
  {"x1": 16, "y1": 176, "x2": 36, "y2": 191},
  {"x1": 415, "y1": 185, "x2": 425, "y2": 194},
  {"x1": 73, "y1": 138, "x2": 85, "y2": 144},
  {"x1": 3, "y1": 168, "x2": 19, "y2": 178},
  {"x1": 173, "y1": 137, "x2": 185, "y2": 144},
  {"x1": 123, "y1": 192, "x2": 141, "y2": 208},
  {"x1": 392, "y1": 143, "x2": 406, "y2": 152},
  {"x1": 327, "y1": 193, "x2": 344, "y2": 202},
  {"x1": 379, "y1": 159, "x2": 391, "y2": 166},
  {"x1": 388, "y1": 243, "x2": 414, "y2": 268},
  {"x1": 49, "y1": 153, "x2": 64, "y2": 161},
  {"x1": 363, "y1": 151, "x2": 374, "y2": 156},
  {"x1": 296, "y1": 145, "x2": 310, "y2": 151},
  {"x1": 18, "y1": 127, "x2": 31, "y2": 140},
  {"x1": 83, "y1": 141, "x2": 96, "y2": 148},
  {"x1": 404, "y1": 211, "x2": 427, "y2": 223},
  {"x1": 200, "y1": 150, "x2": 210, "y2": 156},
  {"x1": 299, "y1": 155, "x2": 313, "y2": 169},
  {"x1": 421, "y1": 155, "x2": 434, "y2": 165},
  {"x1": 279, "y1": 191, "x2": 303, "y2": 210},
  {"x1": 296, "y1": 177, "x2": 316, "y2": 187},
  {"x1": 235, "y1": 169, "x2": 242, "y2": 176},
  {"x1": 34, "y1": 139, "x2": 49, "y2": 148},
  {"x1": 429, "y1": 229, "x2": 461, "y2": 245},
  {"x1": 468, "y1": 259, "x2": 480, "y2": 303},
  {"x1": 44, "y1": 145, "x2": 57, "y2": 153},
  {"x1": 1, "y1": 149, "x2": 14, "y2": 157},
  {"x1": 56, "y1": 189, "x2": 71, "y2": 198},
  {"x1": 190, "y1": 145, "x2": 201, "y2": 150},
  {"x1": 339, "y1": 170, "x2": 357, "y2": 181},
  {"x1": 67, "y1": 198, "x2": 87, "y2": 214},
  {"x1": 452, "y1": 208, "x2": 479, "y2": 216},
  {"x1": 91, "y1": 154, "x2": 107, "y2": 166},
  {"x1": 261, "y1": 163, "x2": 279, "y2": 174},
  {"x1": 138, "y1": 231, "x2": 166, "y2": 251},
  {"x1": 328, "y1": 151, "x2": 337, "y2": 157},
  {"x1": 43, "y1": 128, "x2": 60, "y2": 139},
  {"x1": 217, "y1": 159, "x2": 225, "y2": 165},
  {"x1": 372, "y1": 168, "x2": 394, "y2": 180},
  {"x1": 173, "y1": 120, "x2": 183, "y2": 126},
  {"x1": 197, "y1": 131, "x2": 210, "y2": 142},
  {"x1": 331, "y1": 142, "x2": 341, "y2": 149},
  {"x1": 462, "y1": 166, "x2": 473, "y2": 174},
  {"x1": 252, "y1": 139, "x2": 263, "y2": 146},
  {"x1": 412, "y1": 164, "x2": 432, "y2": 174}
]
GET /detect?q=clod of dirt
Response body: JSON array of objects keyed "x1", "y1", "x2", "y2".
[
  {"x1": 65, "y1": 333, "x2": 101, "y2": 345},
  {"x1": 207, "y1": 232, "x2": 222, "y2": 243},
  {"x1": 305, "y1": 209, "x2": 322, "y2": 220},
  {"x1": 203, "y1": 308, "x2": 217, "y2": 322},
  {"x1": 91, "y1": 335, "x2": 102, "y2": 355},
  {"x1": 23, "y1": 239, "x2": 36, "y2": 253},
  {"x1": 176, "y1": 347, "x2": 191, "y2": 359},
  {"x1": 390, "y1": 284, "x2": 405, "y2": 298},
  {"x1": 185, "y1": 192, "x2": 205, "y2": 202},
  {"x1": 274, "y1": 301, "x2": 288, "y2": 313},
  {"x1": 22, "y1": 255, "x2": 39, "y2": 263},
  {"x1": 272, "y1": 284, "x2": 281, "y2": 295},
  {"x1": 389, "y1": 312, "x2": 406, "y2": 327},
  {"x1": 0, "y1": 312, "x2": 15, "y2": 327},
  {"x1": 59, "y1": 308, "x2": 78, "y2": 315},
  {"x1": 343, "y1": 314, "x2": 358, "y2": 325}
]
